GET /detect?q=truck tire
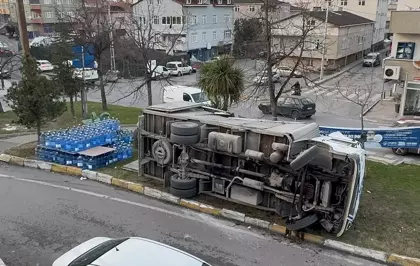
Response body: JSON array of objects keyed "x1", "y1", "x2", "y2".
[
  {"x1": 285, "y1": 214, "x2": 318, "y2": 231},
  {"x1": 151, "y1": 139, "x2": 172, "y2": 165},
  {"x1": 290, "y1": 145, "x2": 319, "y2": 170},
  {"x1": 170, "y1": 133, "x2": 199, "y2": 145},
  {"x1": 170, "y1": 174, "x2": 197, "y2": 190},
  {"x1": 170, "y1": 186, "x2": 197, "y2": 198},
  {"x1": 171, "y1": 122, "x2": 199, "y2": 136}
]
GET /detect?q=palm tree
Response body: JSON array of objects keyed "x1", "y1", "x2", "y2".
[{"x1": 199, "y1": 55, "x2": 244, "y2": 111}]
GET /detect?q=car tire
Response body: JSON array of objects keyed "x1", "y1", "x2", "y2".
[
  {"x1": 170, "y1": 133, "x2": 199, "y2": 145},
  {"x1": 170, "y1": 174, "x2": 197, "y2": 190},
  {"x1": 170, "y1": 186, "x2": 197, "y2": 198},
  {"x1": 151, "y1": 138, "x2": 173, "y2": 165},
  {"x1": 291, "y1": 110, "x2": 300, "y2": 119},
  {"x1": 177, "y1": 71, "x2": 182, "y2": 77},
  {"x1": 188, "y1": 69, "x2": 192, "y2": 75},
  {"x1": 290, "y1": 145, "x2": 319, "y2": 170},
  {"x1": 171, "y1": 122, "x2": 199, "y2": 136},
  {"x1": 392, "y1": 148, "x2": 408, "y2": 156}
]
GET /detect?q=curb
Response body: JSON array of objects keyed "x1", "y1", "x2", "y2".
[
  {"x1": 362, "y1": 98, "x2": 382, "y2": 116},
  {"x1": 1, "y1": 154, "x2": 419, "y2": 266},
  {"x1": 314, "y1": 61, "x2": 362, "y2": 86}
]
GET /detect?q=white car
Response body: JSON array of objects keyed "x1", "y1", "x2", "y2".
[
  {"x1": 252, "y1": 71, "x2": 280, "y2": 84},
  {"x1": 52, "y1": 237, "x2": 211, "y2": 266},
  {"x1": 150, "y1": 65, "x2": 170, "y2": 79},
  {"x1": 274, "y1": 66, "x2": 302, "y2": 78},
  {"x1": 166, "y1": 61, "x2": 193, "y2": 76},
  {"x1": 37, "y1": 60, "x2": 54, "y2": 72}
]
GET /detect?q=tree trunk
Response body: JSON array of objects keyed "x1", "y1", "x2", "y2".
[
  {"x1": 263, "y1": 0, "x2": 276, "y2": 121},
  {"x1": 360, "y1": 105, "x2": 365, "y2": 149},
  {"x1": 81, "y1": 87, "x2": 88, "y2": 119},
  {"x1": 98, "y1": 69, "x2": 108, "y2": 111},
  {"x1": 0, "y1": 101, "x2": 3, "y2": 113},
  {"x1": 222, "y1": 96, "x2": 229, "y2": 111},
  {"x1": 36, "y1": 120, "x2": 41, "y2": 142},
  {"x1": 147, "y1": 79, "x2": 152, "y2": 106},
  {"x1": 1, "y1": 77, "x2": 4, "y2": 89},
  {"x1": 69, "y1": 95, "x2": 75, "y2": 119}
]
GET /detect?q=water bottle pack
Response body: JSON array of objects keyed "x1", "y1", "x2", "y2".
[{"x1": 36, "y1": 119, "x2": 134, "y2": 170}]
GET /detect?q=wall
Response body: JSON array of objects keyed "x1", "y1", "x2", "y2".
[
  {"x1": 390, "y1": 33, "x2": 420, "y2": 59},
  {"x1": 396, "y1": 0, "x2": 420, "y2": 10},
  {"x1": 336, "y1": 24, "x2": 374, "y2": 58}
]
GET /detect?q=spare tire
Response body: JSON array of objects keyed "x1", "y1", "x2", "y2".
[
  {"x1": 290, "y1": 145, "x2": 319, "y2": 171},
  {"x1": 170, "y1": 186, "x2": 197, "y2": 198},
  {"x1": 170, "y1": 133, "x2": 199, "y2": 145},
  {"x1": 170, "y1": 174, "x2": 197, "y2": 190},
  {"x1": 151, "y1": 138, "x2": 172, "y2": 165},
  {"x1": 171, "y1": 122, "x2": 199, "y2": 136}
]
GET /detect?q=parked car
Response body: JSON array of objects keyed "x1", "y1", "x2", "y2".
[
  {"x1": 166, "y1": 61, "x2": 192, "y2": 76},
  {"x1": 274, "y1": 66, "x2": 303, "y2": 78},
  {"x1": 191, "y1": 61, "x2": 202, "y2": 73},
  {"x1": 390, "y1": 118, "x2": 420, "y2": 155},
  {"x1": 150, "y1": 65, "x2": 170, "y2": 80},
  {"x1": 363, "y1": 52, "x2": 381, "y2": 67},
  {"x1": 36, "y1": 60, "x2": 54, "y2": 72},
  {"x1": 52, "y1": 237, "x2": 211, "y2": 266},
  {"x1": 252, "y1": 71, "x2": 280, "y2": 84},
  {"x1": 105, "y1": 70, "x2": 122, "y2": 83},
  {"x1": 258, "y1": 95, "x2": 316, "y2": 119}
]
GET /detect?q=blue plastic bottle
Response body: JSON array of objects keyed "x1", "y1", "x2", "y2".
[
  {"x1": 87, "y1": 157, "x2": 94, "y2": 170},
  {"x1": 77, "y1": 155, "x2": 84, "y2": 168}
]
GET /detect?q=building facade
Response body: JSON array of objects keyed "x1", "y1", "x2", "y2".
[
  {"x1": 272, "y1": 11, "x2": 374, "y2": 70},
  {"x1": 383, "y1": 10, "x2": 420, "y2": 116},
  {"x1": 396, "y1": 0, "x2": 420, "y2": 10},
  {"x1": 232, "y1": 0, "x2": 292, "y2": 21},
  {"x1": 282, "y1": 0, "x2": 388, "y2": 49},
  {"x1": 133, "y1": 0, "x2": 234, "y2": 61}
]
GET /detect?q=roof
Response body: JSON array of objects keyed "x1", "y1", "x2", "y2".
[
  {"x1": 163, "y1": 85, "x2": 202, "y2": 94},
  {"x1": 279, "y1": 11, "x2": 374, "y2": 27}
]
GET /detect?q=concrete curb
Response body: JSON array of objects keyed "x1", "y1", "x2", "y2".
[
  {"x1": 314, "y1": 61, "x2": 362, "y2": 86},
  {"x1": 1, "y1": 154, "x2": 420, "y2": 266},
  {"x1": 362, "y1": 98, "x2": 382, "y2": 116}
]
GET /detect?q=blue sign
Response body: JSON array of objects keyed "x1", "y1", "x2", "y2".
[
  {"x1": 319, "y1": 126, "x2": 420, "y2": 149},
  {"x1": 71, "y1": 45, "x2": 96, "y2": 68}
]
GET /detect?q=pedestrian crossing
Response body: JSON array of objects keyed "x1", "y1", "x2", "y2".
[{"x1": 300, "y1": 85, "x2": 382, "y2": 104}]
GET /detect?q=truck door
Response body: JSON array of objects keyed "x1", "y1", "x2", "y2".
[{"x1": 183, "y1": 93, "x2": 193, "y2": 102}]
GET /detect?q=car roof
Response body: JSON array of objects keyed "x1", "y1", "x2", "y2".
[
  {"x1": 164, "y1": 85, "x2": 202, "y2": 94},
  {"x1": 94, "y1": 237, "x2": 207, "y2": 266},
  {"x1": 37, "y1": 60, "x2": 50, "y2": 63},
  {"x1": 167, "y1": 61, "x2": 182, "y2": 64}
]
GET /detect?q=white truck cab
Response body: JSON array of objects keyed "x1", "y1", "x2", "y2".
[{"x1": 163, "y1": 85, "x2": 210, "y2": 105}]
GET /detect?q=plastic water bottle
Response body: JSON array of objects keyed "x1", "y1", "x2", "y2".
[
  {"x1": 87, "y1": 157, "x2": 94, "y2": 170},
  {"x1": 77, "y1": 155, "x2": 84, "y2": 168}
]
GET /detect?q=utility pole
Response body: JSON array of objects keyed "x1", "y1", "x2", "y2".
[
  {"x1": 264, "y1": 0, "x2": 276, "y2": 121},
  {"x1": 16, "y1": 0, "x2": 30, "y2": 56},
  {"x1": 108, "y1": 3, "x2": 116, "y2": 71},
  {"x1": 319, "y1": 2, "x2": 329, "y2": 80},
  {"x1": 81, "y1": 46, "x2": 88, "y2": 118}
]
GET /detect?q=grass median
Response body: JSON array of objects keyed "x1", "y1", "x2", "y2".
[
  {"x1": 3, "y1": 137, "x2": 420, "y2": 257},
  {"x1": 0, "y1": 101, "x2": 142, "y2": 134}
]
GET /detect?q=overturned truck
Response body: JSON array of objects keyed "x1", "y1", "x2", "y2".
[{"x1": 138, "y1": 102, "x2": 365, "y2": 236}]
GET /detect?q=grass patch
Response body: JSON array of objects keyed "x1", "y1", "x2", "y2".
[
  {"x1": 0, "y1": 101, "x2": 142, "y2": 134},
  {"x1": 4, "y1": 141, "x2": 37, "y2": 158}
]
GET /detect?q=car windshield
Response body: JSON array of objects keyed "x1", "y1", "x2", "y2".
[
  {"x1": 166, "y1": 63, "x2": 177, "y2": 69},
  {"x1": 191, "y1": 92, "x2": 208, "y2": 103},
  {"x1": 301, "y1": 98, "x2": 314, "y2": 104},
  {"x1": 365, "y1": 55, "x2": 376, "y2": 59},
  {"x1": 69, "y1": 238, "x2": 129, "y2": 266}
]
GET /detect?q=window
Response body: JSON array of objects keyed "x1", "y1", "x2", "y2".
[
  {"x1": 198, "y1": 0, "x2": 203, "y2": 4},
  {"x1": 65, "y1": 0, "x2": 73, "y2": 4},
  {"x1": 192, "y1": 32, "x2": 197, "y2": 42},
  {"x1": 396, "y1": 42, "x2": 415, "y2": 59},
  {"x1": 213, "y1": 31, "x2": 217, "y2": 40},
  {"x1": 213, "y1": 14, "x2": 217, "y2": 23},
  {"x1": 177, "y1": 16, "x2": 181, "y2": 24},
  {"x1": 202, "y1": 14, "x2": 207, "y2": 24},
  {"x1": 248, "y1": 5, "x2": 255, "y2": 12},
  {"x1": 227, "y1": 0, "x2": 231, "y2": 3},
  {"x1": 44, "y1": 11, "x2": 53, "y2": 18},
  {"x1": 340, "y1": 0, "x2": 347, "y2": 5},
  {"x1": 153, "y1": 16, "x2": 159, "y2": 24},
  {"x1": 67, "y1": 11, "x2": 74, "y2": 17},
  {"x1": 157, "y1": 0, "x2": 161, "y2": 4},
  {"x1": 341, "y1": 37, "x2": 347, "y2": 50},
  {"x1": 162, "y1": 16, "x2": 167, "y2": 24},
  {"x1": 358, "y1": 0, "x2": 365, "y2": 5},
  {"x1": 192, "y1": 15, "x2": 197, "y2": 24},
  {"x1": 325, "y1": 0, "x2": 331, "y2": 6},
  {"x1": 217, "y1": 0, "x2": 222, "y2": 4},
  {"x1": 186, "y1": 0, "x2": 191, "y2": 3},
  {"x1": 284, "y1": 97, "x2": 298, "y2": 105},
  {"x1": 234, "y1": 5, "x2": 239, "y2": 12},
  {"x1": 224, "y1": 30, "x2": 231, "y2": 39},
  {"x1": 31, "y1": 12, "x2": 41, "y2": 18},
  {"x1": 202, "y1": 31, "x2": 206, "y2": 41},
  {"x1": 55, "y1": 0, "x2": 61, "y2": 4},
  {"x1": 137, "y1": 16, "x2": 146, "y2": 24},
  {"x1": 44, "y1": 0, "x2": 51, "y2": 4},
  {"x1": 224, "y1": 14, "x2": 230, "y2": 23},
  {"x1": 306, "y1": 19, "x2": 315, "y2": 26}
]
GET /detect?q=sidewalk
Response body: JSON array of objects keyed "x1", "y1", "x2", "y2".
[{"x1": 364, "y1": 84, "x2": 403, "y2": 124}]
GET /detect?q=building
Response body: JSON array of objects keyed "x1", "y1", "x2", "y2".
[
  {"x1": 132, "y1": 0, "x2": 234, "y2": 61},
  {"x1": 272, "y1": 11, "x2": 374, "y2": 70},
  {"x1": 282, "y1": 0, "x2": 388, "y2": 50},
  {"x1": 396, "y1": 0, "x2": 420, "y2": 10},
  {"x1": 232, "y1": 0, "x2": 291, "y2": 21},
  {"x1": 386, "y1": 0, "x2": 397, "y2": 38},
  {"x1": 383, "y1": 10, "x2": 420, "y2": 116},
  {"x1": 0, "y1": 0, "x2": 10, "y2": 24},
  {"x1": 9, "y1": 0, "x2": 131, "y2": 39}
]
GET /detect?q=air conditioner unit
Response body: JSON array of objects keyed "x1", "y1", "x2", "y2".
[{"x1": 383, "y1": 66, "x2": 401, "y2": 80}]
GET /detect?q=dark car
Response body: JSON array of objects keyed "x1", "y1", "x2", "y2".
[
  {"x1": 390, "y1": 118, "x2": 420, "y2": 155},
  {"x1": 258, "y1": 95, "x2": 316, "y2": 119},
  {"x1": 191, "y1": 61, "x2": 202, "y2": 73}
]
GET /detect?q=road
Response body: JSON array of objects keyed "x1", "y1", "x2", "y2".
[{"x1": 0, "y1": 164, "x2": 384, "y2": 266}]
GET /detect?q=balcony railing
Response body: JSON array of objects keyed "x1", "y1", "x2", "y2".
[
  {"x1": 383, "y1": 58, "x2": 420, "y2": 81},
  {"x1": 30, "y1": 4, "x2": 41, "y2": 10}
]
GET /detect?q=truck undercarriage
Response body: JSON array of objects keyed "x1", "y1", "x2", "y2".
[{"x1": 138, "y1": 102, "x2": 365, "y2": 236}]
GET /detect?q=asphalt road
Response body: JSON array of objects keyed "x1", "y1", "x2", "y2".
[{"x1": 0, "y1": 163, "x2": 384, "y2": 266}]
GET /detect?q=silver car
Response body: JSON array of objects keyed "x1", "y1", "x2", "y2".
[
  {"x1": 53, "y1": 237, "x2": 211, "y2": 266},
  {"x1": 252, "y1": 71, "x2": 280, "y2": 84}
]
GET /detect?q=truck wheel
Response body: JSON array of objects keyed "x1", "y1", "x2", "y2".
[
  {"x1": 171, "y1": 121, "x2": 199, "y2": 136},
  {"x1": 151, "y1": 139, "x2": 172, "y2": 165},
  {"x1": 170, "y1": 133, "x2": 199, "y2": 145},
  {"x1": 290, "y1": 145, "x2": 319, "y2": 170},
  {"x1": 285, "y1": 214, "x2": 318, "y2": 231},
  {"x1": 170, "y1": 174, "x2": 197, "y2": 190},
  {"x1": 170, "y1": 186, "x2": 197, "y2": 198},
  {"x1": 392, "y1": 148, "x2": 408, "y2": 156}
]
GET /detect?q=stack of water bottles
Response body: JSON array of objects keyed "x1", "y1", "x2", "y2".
[{"x1": 36, "y1": 119, "x2": 133, "y2": 170}]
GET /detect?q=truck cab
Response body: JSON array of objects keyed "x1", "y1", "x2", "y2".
[{"x1": 163, "y1": 85, "x2": 211, "y2": 106}]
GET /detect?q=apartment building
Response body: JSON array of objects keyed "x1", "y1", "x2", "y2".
[
  {"x1": 386, "y1": 0, "x2": 397, "y2": 38},
  {"x1": 133, "y1": 0, "x2": 234, "y2": 61},
  {"x1": 9, "y1": 0, "x2": 131, "y2": 39},
  {"x1": 0, "y1": 0, "x2": 10, "y2": 23},
  {"x1": 383, "y1": 10, "x2": 420, "y2": 116},
  {"x1": 272, "y1": 11, "x2": 374, "y2": 70},
  {"x1": 282, "y1": 0, "x2": 388, "y2": 50},
  {"x1": 232, "y1": 0, "x2": 292, "y2": 21}
]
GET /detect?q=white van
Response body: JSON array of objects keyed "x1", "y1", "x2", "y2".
[
  {"x1": 150, "y1": 65, "x2": 170, "y2": 79},
  {"x1": 163, "y1": 85, "x2": 211, "y2": 105},
  {"x1": 166, "y1": 61, "x2": 192, "y2": 76}
]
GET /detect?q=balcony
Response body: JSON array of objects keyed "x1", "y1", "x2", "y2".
[
  {"x1": 31, "y1": 17, "x2": 43, "y2": 24},
  {"x1": 390, "y1": 11, "x2": 420, "y2": 34},
  {"x1": 30, "y1": 5, "x2": 41, "y2": 10},
  {"x1": 383, "y1": 58, "x2": 420, "y2": 81}
]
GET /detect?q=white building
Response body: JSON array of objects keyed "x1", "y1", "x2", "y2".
[
  {"x1": 282, "y1": 0, "x2": 388, "y2": 49},
  {"x1": 132, "y1": 0, "x2": 234, "y2": 61}
]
